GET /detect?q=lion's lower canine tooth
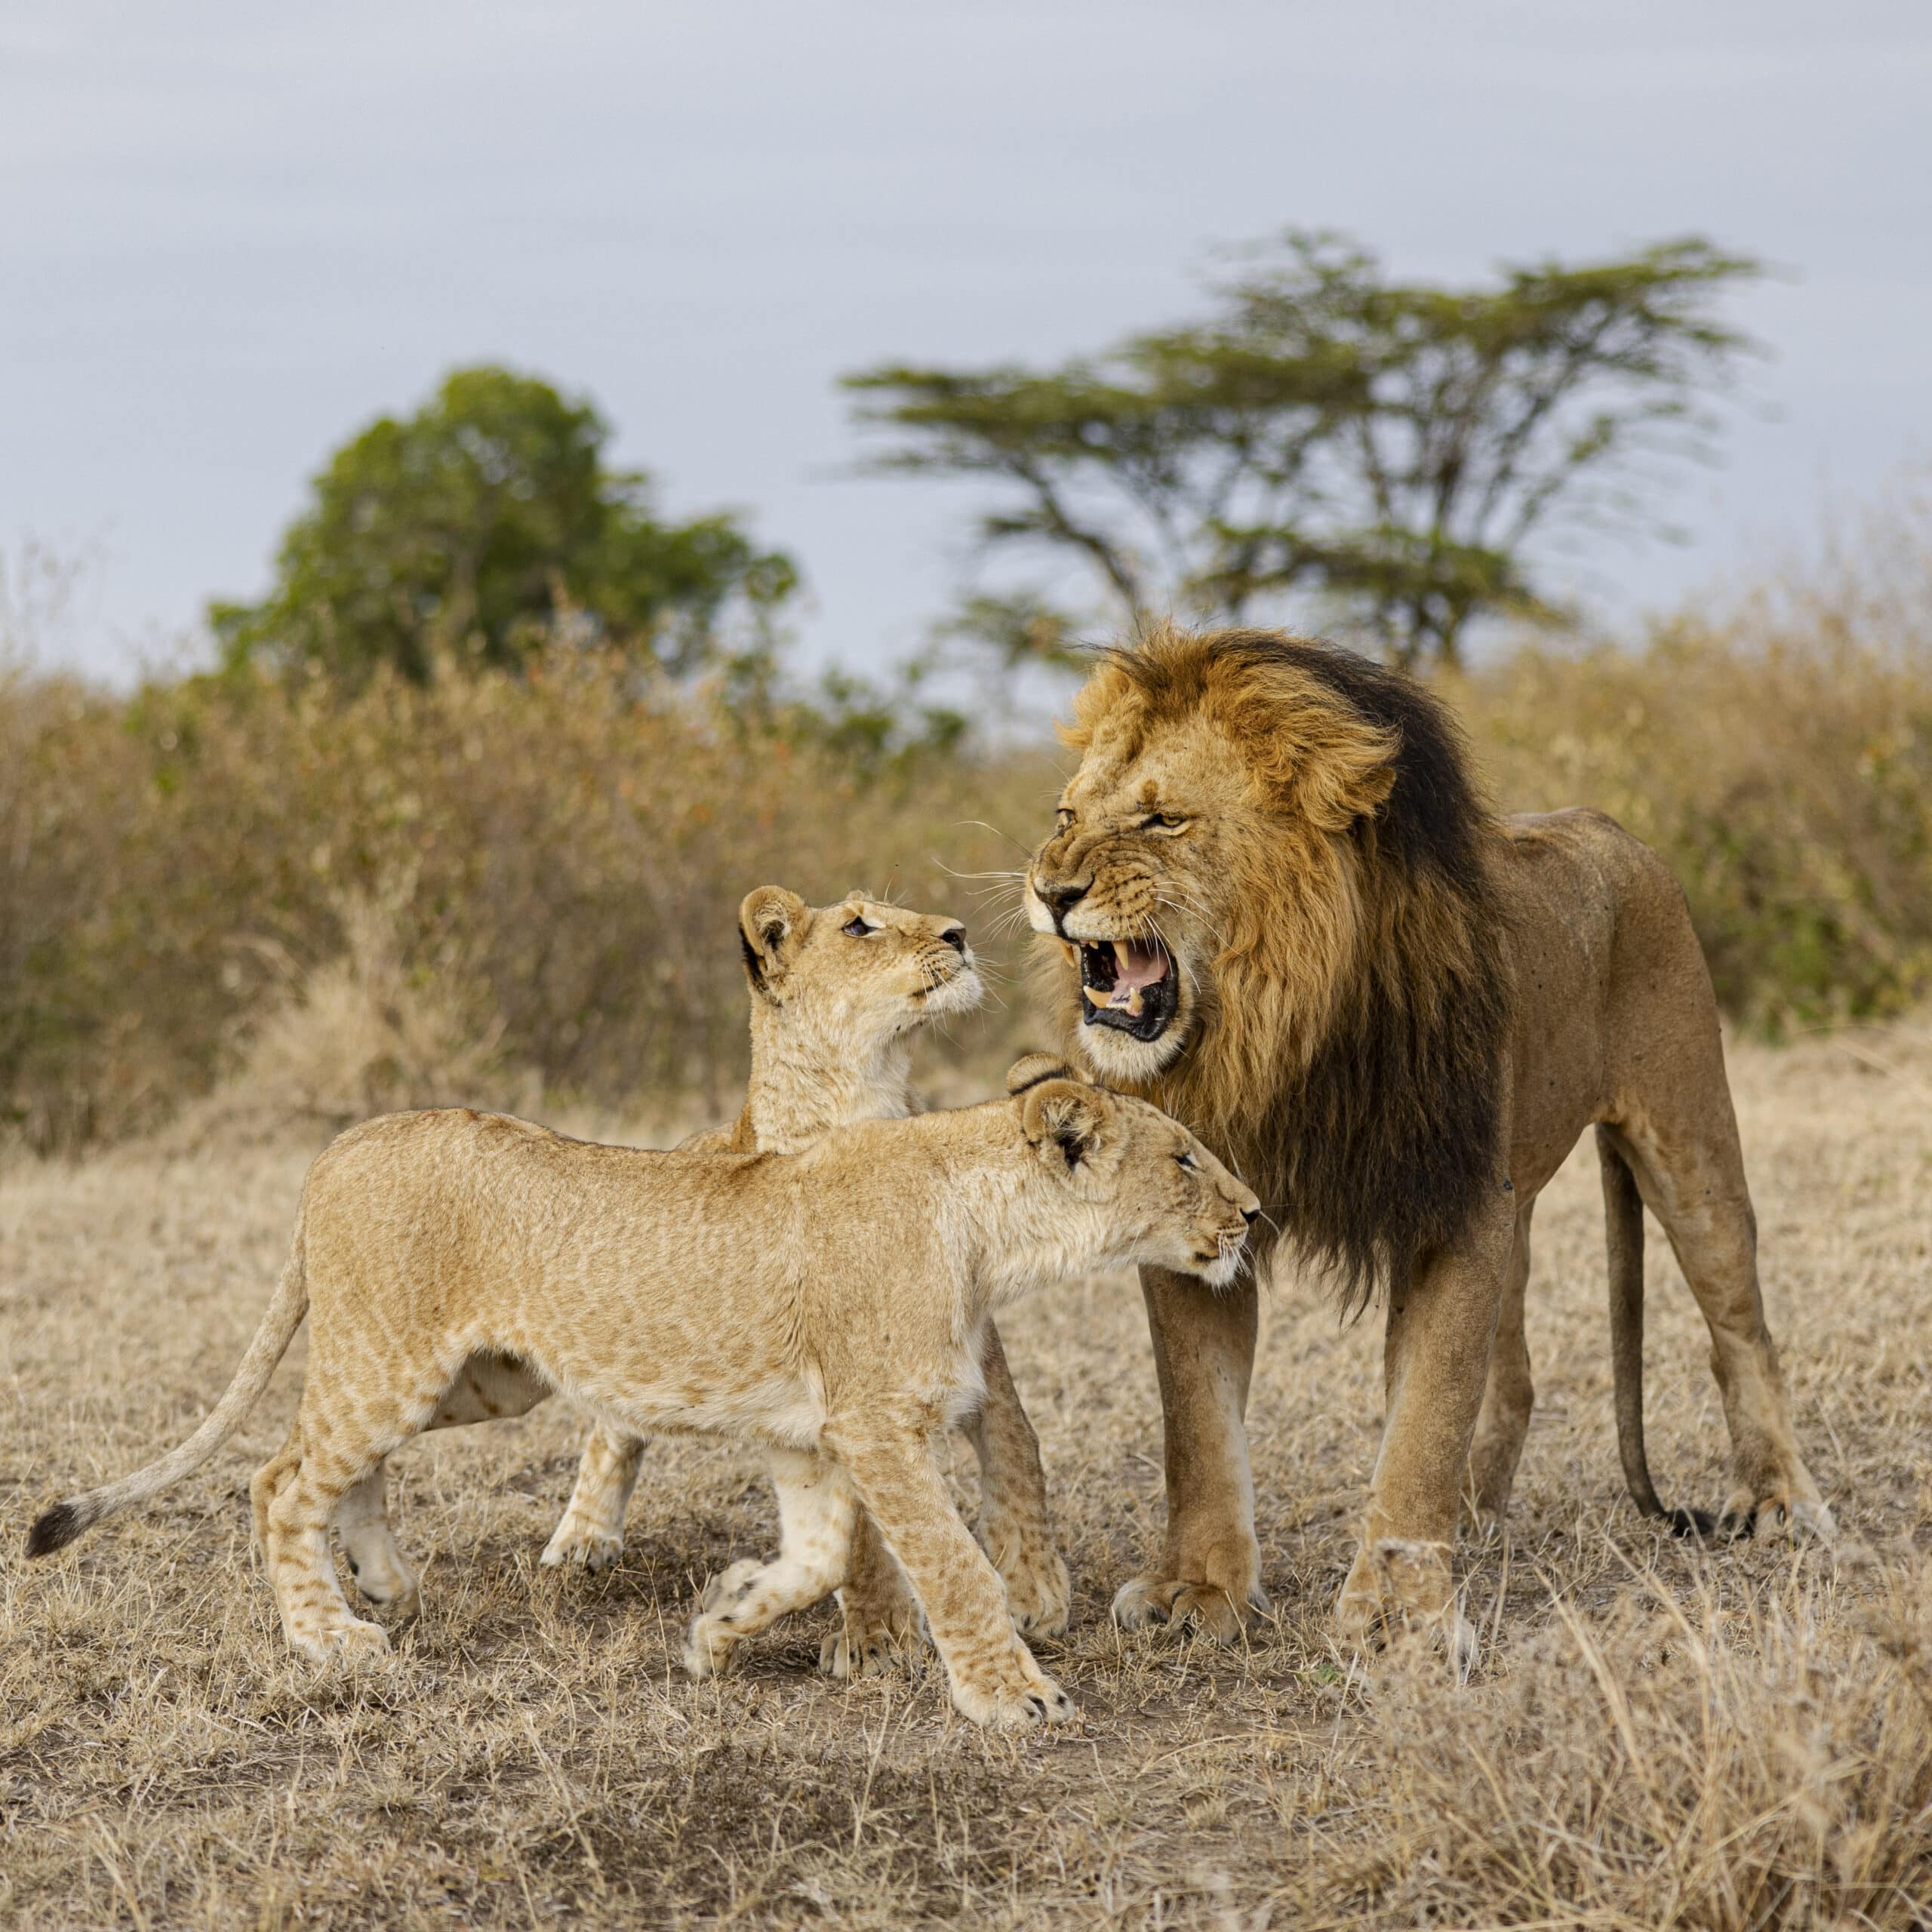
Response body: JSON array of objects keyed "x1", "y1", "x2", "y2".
[
  {"x1": 1083, "y1": 984, "x2": 1108, "y2": 1008},
  {"x1": 1126, "y1": 989, "x2": 1145, "y2": 1017}
]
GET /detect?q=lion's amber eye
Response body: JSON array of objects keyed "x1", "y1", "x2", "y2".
[
  {"x1": 1176, "y1": 1151, "x2": 1199, "y2": 1171},
  {"x1": 841, "y1": 915, "x2": 874, "y2": 937},
  {"x1": 1143, "y1": 811, "x2": 1189, "y2": 832}
]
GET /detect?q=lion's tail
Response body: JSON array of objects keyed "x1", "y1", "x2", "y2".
[
  {"x1": 1598, "y1": 1127, "x2": 1712, "y2": 1538},
  {"x1": 26, "y1": 1233, "x2": 309, "y2": 1559}
]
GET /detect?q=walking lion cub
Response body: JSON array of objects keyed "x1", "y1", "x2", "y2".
[
  {"x1": 316, "y1": 885, "x2": 1067, "y2": 1663},
  {"x1": 30, "y1": 1062, "x2": 1257, "y2": 1727}
]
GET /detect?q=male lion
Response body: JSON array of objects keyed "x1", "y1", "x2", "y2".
[
  {"x1": 29, "y1": 1066, "x2": 1258, "y2": 1727},
  {"x1": 1023, "y1": 624, "x2": 1832, "y2": 1654}
]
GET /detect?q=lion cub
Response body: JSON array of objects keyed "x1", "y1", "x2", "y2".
[
  {"x1": 320, "y1": 885, "x2": 1067, "y2": 1654},
  {"x1": 30, "y1": 1064, "x2": 1257, "y2": 1727},
  {"x1": 542, "y1": 886, "x2": 1074, "y2": 1673}
]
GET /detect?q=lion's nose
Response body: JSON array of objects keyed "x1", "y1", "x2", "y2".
[
  {"x1": 1034, "y1": 877, "x2": 1090, "y2": 924},
  {"x1": 1241, "y1": 1205, "x2": 1260, "y2": 1226},
  {"x1": 939, "y1": 924, "x2": 967, "y2": 954}
]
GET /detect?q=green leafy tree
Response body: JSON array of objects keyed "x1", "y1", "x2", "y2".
[
  {"x1": 212, "y1": 366, "x2": 798, "y2": 683},
  {"x1": 846, "y1": 233, "x2": 1764, "y2": 669}
]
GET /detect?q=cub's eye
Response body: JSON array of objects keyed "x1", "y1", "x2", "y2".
[
  {"x1": 841, "y1": 915, "x2": 875, "y2": 937},
  {"x1": 1142, "y1": 811, "x2": 1189, "y2": 832},
  {"x1": 1054, "y1": 807, "x2": 1074, "y2": 832},
  {"x1": 1175, "y1": 1151, "x2": 1199, "y2": 1171}
]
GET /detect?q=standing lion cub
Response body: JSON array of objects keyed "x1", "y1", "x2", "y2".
[
  {"x1": 29, "y1": 1062, "x2": 1257, "y2": 1728},
  {"x1": 316, "y1": 886, "x2": 1069, "y2": 1668},
  {"x1": 543, "y1": 885, "x2": 1075, "y2": 1675}
]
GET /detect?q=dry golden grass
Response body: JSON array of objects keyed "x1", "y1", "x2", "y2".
[{"x1": 5, "y1": 1023, "x2": 1930, "y2": 1929}]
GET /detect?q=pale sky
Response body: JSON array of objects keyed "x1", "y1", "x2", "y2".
[{"x1": 4, "y1": 0, "x2": 1929, "y2": 682}]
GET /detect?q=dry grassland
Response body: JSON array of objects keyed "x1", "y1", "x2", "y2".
[{"x1": 4, "y1": 1026, "x2": 1930, "y2": 1929}]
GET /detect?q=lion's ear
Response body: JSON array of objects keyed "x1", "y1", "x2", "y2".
[
  {"x1": 737, "y1": 886, "x2": 809, "y2": 996},
  {"x1": 1005, "y1": 1052, "x2": 1089, "y2": 1096},
  {"x1": 1021, "y1": 1081, "x2": 1112, "y2": 1171},
  {"x1": 1295, "y1": 715, "x2": 1398, "y2": 832}
]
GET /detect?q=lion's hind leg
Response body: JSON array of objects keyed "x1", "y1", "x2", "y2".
[
  {"x1": 260, "y1": 1355, "x2": 442, "y2": 1666},
  {"x1": 968, "y1": 1323, "x2": 1071, "y2": 1637},
  {"x1": 541, "y1": 1423, "x2": 645, "y2": 1573},
  {"x1": 1615, "y1": 1109, "x2": 1833, "y2": 1543},
  {"x1": 337, "y1": 1460, "x2": 420, "y2": 1615},
  {"x1": 684, "y1": 1449, "x2": 858, "y2": 1681}
]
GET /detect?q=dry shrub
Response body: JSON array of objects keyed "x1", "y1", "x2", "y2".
[
  {"x1": 0, "y1": 652, "x2": 1054, "y2": 1148},
  {"x1": 1457, "y1": 482, "x2": 1932, "y2": 1028},
  {"x1": 171, "y1": 881, "x2": 537, "y2": 1146}
]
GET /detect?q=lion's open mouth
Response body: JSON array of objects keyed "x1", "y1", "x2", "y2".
[{"x1": 1078, "y1": 938, "x2": 1177, "y2": 1042}]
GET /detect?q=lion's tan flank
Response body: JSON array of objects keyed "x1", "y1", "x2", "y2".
[
  {"x1": 1024, "y1": 623, "x2": 1831, "y2": 1663},
  {"x1": 29, "y1": 1076, "x2": 1257, "y2": 1730},
  {"x1": 537, "y1": 887, "x2": 1072, "y2": 1676}
]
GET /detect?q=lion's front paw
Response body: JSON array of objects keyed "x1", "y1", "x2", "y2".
[
  {"x1": 818, "y1": 1598, "x2": 927, "y2": 1681},
  {"x1": 682, "y1": 1560, "x2": 767, "y2": 1681},
  {"x1": 540, "y1": 1515, "x2": 626, "y2": 1572},
  {"x1": 683, "y1": 1614, "x2": 741, "y2": 1681},
  {"x1": 343, "y1": 1542, "x2": 420, "y2": 1616},
  {"x1": 1335, "y1": 1538, "x2": 1475, "y2": 1680},
  {"x1": 946, "y1": 1650, "x2": 1077, "y2": 1730},
  {"x1": 1111, "y1": 1571, "x2": 1268, "y2": 1644},
  {"x1": 697, "y1": 1558, "x2": 763, "y2": 1614}
]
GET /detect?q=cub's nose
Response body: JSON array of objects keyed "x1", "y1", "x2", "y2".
[{"x1": 939, "y1": 924, "x2": 968, "y2": 954}]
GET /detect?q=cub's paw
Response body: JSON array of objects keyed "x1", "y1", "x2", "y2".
[
  {"x1": 948, "y1": 1654, "x2": 1077, "y2": 1730},
  {"x1": 539, "y1": 1517, "x2": 626, "y2": 1572},
  {"x1": 697, "y1": 1558, "x2": 764, "y2": 1614},
  {"x1": 1111, "y1": 1573, "x2": 1268, "y2": 1644},
  {"x1": 818, "y1": 1611, "x2": 928, "y2": 1681},
  {"x1": 683, "y1": 1614, "x2": 741, "y2": 1681},
  {"x1": 987, "y1": 1534, "x2": 1072, "y2": 1639},
  {"x1": 683, "y1": 1560, "x2": 767, "y2": 1681},
  {"x1": 343, "y1": 1545, "x2": 420, "y2": 1616},
  {"x1": 819, "y1": 1567, "x2": 928, "y2": 1681},
  {"x1": 293, "y1": 1617, "x2": 393, "y2": 1669}
]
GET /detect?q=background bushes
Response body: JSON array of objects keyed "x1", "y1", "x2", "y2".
[{"x1": 4, "y1": 506, "x2": 1928, "y2": 1150}]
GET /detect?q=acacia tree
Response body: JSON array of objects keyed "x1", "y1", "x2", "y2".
[
  {"x1": 212, "y1": 366, "x2": 798, "y2": 684},
  {"x1": 845, "y1": 233, "x2": 1764, "y2": 669}
]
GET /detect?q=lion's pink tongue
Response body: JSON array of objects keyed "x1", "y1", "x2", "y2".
[{"x1": 1107, "y1": 940, "x2": 1168, "y2": 1008}]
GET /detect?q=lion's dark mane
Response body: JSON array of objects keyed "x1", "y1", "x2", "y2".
[{"x1": 1114, "y1": 632, "x2": 1512, "y2": 1312}]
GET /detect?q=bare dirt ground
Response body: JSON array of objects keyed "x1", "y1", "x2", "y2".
[{"x1": 4, "y1": 1026, "x2": 1929, "y2": 1930}]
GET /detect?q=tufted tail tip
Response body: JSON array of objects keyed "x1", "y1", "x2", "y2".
[{"x1": 26, "y1": 1500, "x2": 85, "y2": 1558}]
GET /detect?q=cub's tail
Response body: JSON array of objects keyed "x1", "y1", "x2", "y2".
[
  {"x1": 1598, "y1": 1127, "x2": 1712, "y2": 1537},
  {"x1": 26, "y1": 1238, "x2": 309, "y2": 1558}
]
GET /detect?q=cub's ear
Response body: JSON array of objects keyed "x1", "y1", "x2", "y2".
[
  {"x1": 737, "y1": 886, "x2": 810, "y2": 995},
  {"x1": 1004, "y1": 1052, "x2": 1088, "y2": 1096},
  {"x1": 1021, "y1": 1080, "x2": 1112, "y2": 1171}
]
